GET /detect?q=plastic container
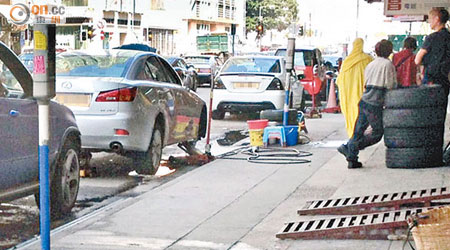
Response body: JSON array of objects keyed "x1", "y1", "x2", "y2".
[
  {"x1": 249, "y1": 129, "x2": 264, "y2": 147},
  {"x1": 247, "y1": 119, "x2": 268, "y2": 147},
  {"x1": 247, "y1": 119, "x2": 269, "y2": 130},
  {"x1": 284, "y1": 125, "x2": 299, "y2": 146}
]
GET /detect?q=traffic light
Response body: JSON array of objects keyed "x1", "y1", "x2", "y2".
[
  {"x1": 256, "y1": 22, "x2": 263, "y2": 36},
  {"x1": 299, "y1": 26, "x2": 304, "y2": 36},
  {"x1": 87, "y1": 26, "x2": 96, "y2": 40},
  {"x1": 81, "y1": 30, "x2": 87, "y2": 41}
]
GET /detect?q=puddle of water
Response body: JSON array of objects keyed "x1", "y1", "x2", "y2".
[
  {"x1": 311, "y1": 140, "x2": 347, "y2": 148},
  {"x1": 217, "y1": 130, "x2": 248, "y2": 146}
]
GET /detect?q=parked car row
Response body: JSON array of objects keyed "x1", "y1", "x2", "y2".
[{"x1": 0, "y1": 42, "x2": 207, "y2": 217}]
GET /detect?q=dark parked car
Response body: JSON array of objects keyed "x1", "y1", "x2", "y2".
[
  {"x1": 167, "y1": 56, "x2": 199, "y2": 92},
  {"x1": 54, "y1": 49, "x2": 207, "y2": 175},
  {"x1": 184, "y1": 55, "x2": 221, "y2": 86},
  {"x1": 0, "y1": 42, "x2": 81, "y2": 217}
]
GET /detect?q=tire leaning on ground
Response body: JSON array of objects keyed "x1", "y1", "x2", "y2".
[
  {"x1": 34, "y1": 136, "x2": 81, "y2": 218},
  {"x1": 384, "y1": 127, "x2": 444, "y2": 148},
  {"x1": 384, "y1": 85, "x2": 447, "y2": 109},
  {"x1": 259, "y1": 109, "x2": 298, "y2": 125},
  {"x1": 212, "y1": 110, "x2": 225, "y2": 120},
  {"x1": 385, "y1": 147, "x2": 443, "y2": 168},
  {"x1": 133, "y1": 124, "x2": 163, "y2": 175},
  {"x1": 383, "y1": 106, "x2": 446, "y2": 128}
]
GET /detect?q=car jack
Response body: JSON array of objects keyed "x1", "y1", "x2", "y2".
[{"x1": 162, "y1": 142, "x2": 214, "y2": 169}]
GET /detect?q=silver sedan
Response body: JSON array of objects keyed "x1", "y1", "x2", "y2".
[{"x1": 54, "y1": 49, "x2": 207, "y2": 175}]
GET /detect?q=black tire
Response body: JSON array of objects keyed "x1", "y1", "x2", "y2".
[
  {"x1": 384, "y1": 85, "x2": 446, "y2": 109},
  {"x1": 386, "y1": 147, "x2": 443, "y2": 168},
  {"x1": 133, "y1": 124, "x2": 163, "y2": 175},
  {"x1": 384, "y1": 127, "x2": 444, "y2": 148},
  {"x1": 212, "y1": 110, "x2": 225, "y2": 120},
  {"x1": 37, "y1": 136, "x2": 81, "y2": 218},
  {"x1": 259, "y1": 109, "x2": 298, "y2": 125},
  {"x1": 383, "y1": 107, "x2": 446, "y2": 128}
]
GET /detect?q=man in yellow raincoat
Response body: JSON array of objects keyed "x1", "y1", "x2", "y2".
[{"x1": 336, "y1": 38, "x2": 373, "y2": 138}]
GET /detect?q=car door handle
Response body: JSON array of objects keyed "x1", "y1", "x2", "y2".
[{"x1": 9, "y1": 110, "x2": 20, "y2": 117}]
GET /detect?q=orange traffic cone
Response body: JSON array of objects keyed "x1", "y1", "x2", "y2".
[{"x1": 322, "y1": 79, "x2": 341, "y2": 113}]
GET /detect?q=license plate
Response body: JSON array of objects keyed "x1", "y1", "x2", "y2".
[
  {"x1": 54, "y1": 93, "x2": 91, "y2": 107},
  {"x1": 233, "y1": 82, "x2": 260, "y2": 89}
]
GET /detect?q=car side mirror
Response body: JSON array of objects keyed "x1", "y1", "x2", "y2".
[{"x1": 182, "y1": 75, "x2": 193, "y2": 90}]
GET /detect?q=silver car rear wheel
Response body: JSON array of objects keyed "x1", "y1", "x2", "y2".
[{"x1": 134, "y1": 125, "x2": 163, "y2": 175}]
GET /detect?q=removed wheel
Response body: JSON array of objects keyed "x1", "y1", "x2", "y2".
[
  {"x1": 212, "y1": 110, "x2": 225, "y2": 120},
  {"x1": 383, "y1": 107, "x2": 446, "y2": 128},
  {"x1": 133, "y1": 124, "x2": 163, "y2": 175},
  {"x1": 384, "y1": 127, "x2": 443, "y2": 148},
  {"x1": 386, "y1": 147, "x2": 443, "y2": 168},
  {"x1": 384, "y1": 85, "x2": 446, "y2": 109}
]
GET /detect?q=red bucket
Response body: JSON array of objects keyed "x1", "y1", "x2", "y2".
[{"x1": 247, "y1": 119, "x2": 269, "y2": 130}]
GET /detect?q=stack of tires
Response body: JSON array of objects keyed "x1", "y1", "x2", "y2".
[{"x1": 383, "y1": 85, "x2": 447, "y2": 168}]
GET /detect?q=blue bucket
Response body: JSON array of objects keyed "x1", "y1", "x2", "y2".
[{"x1": 284, "y1": 125, "x2": 299, "y2": 146}]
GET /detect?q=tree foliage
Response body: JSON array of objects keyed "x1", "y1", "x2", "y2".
[{"x1": 246, "y1": 0, "x2": 298, "y2": 34}]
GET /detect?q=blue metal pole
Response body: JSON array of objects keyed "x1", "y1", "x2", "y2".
[
  {"x1": 283, "y1": 89, "x2": 289, "y2": 126},
  {"x1": 39, "y1": 143, "x2": 50, "y2": 250}
]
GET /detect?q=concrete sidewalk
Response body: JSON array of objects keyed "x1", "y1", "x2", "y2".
[{"x1": 18, "y1": 114, "x2": 450, "y2": 250}]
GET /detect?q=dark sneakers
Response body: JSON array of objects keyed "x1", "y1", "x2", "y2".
[
  {"x1": 337, "y1": 144, "x2": 349, "y2": 158},
  {"x1": 337, "y1": 144, "x2": 363, "y2": 169},
  {"x1": 347, "y1": 160, "x2": 363, "y2": 169}
]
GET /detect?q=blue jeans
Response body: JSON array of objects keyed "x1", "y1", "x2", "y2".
[{"x1": 346, "y1": 101, "x2": 384, "y2": 161}]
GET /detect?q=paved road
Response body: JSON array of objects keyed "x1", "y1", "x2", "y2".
[{"x1": 0, "y1": 86, "x2": 252, "y2": 249}]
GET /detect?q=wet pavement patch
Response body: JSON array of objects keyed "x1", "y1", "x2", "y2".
[{"x1": 217, "y1": 130, "x2": 248, "y2": 146}]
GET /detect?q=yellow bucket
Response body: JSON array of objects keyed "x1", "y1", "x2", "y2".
[{"x1": 249, "y1": 129, "x2": 264, "y2": 147}]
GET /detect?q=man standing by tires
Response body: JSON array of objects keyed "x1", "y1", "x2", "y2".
[
  {"x1": 337, "y1": 40, "x2": 397, "y2": 169},
  {"x1": 393, "y1": 37, "x2": 418, "y2": 87},
  {"x1": 415, "y1": 8, "x2": 450, "y2": 97}
]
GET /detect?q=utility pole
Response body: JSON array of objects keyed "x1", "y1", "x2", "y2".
[{"x1": 356, "y1": 0, "x2": 360, "y2": 38}]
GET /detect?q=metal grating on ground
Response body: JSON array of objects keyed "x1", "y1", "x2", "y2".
[
  {"x1": 277, "y1": 207, "x2": 435, "y2": 240},
  {"x1": 297, "y1": 187, "x2": 450, "y2": 216}
]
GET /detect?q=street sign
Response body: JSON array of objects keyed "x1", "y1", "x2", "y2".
[{"x1": 384, "y1": 0, "x2": 450, "y2": 16}]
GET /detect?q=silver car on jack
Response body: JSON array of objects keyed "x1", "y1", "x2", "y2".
[{"x1": 54, "y1": 50, "x2": 207, "y2": 174}]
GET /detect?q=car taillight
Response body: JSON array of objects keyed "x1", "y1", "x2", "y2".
[
  {"x1": 214, "y1": 78, "x2": 225, "y2": 89},
  {"x1": 267, "y1": 78, "x2": 284, "y2": 90},
  {"x1": 96, "y1": 87, "x2": 137, "y2": 102}
]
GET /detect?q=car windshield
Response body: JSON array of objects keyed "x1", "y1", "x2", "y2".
[
  {"x1": 0, "y1": 61, "x2": 23, "y2": 92},
  {"x1": 185, "y1": 57, "x2": 210, "y2": 64},
  {"x1": 166, "y1": 57, "x2": 176, "y2": 64},
  {"x1": 56, "y1": 54, "x2": 132, "y2": 77},
  {"x1": 221, "y1": 57, "x2": 281, "y2": 73},
  {"x1": 275, "y1": 49, "x2": 315, "y2": 67},
  {"x1": 323, "y1": 56, "x2": 340, "y2": 67}
]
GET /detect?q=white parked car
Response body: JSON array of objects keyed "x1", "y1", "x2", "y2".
[{"x1": 211, "y1": 56, "x2": 286, "y2": 119}]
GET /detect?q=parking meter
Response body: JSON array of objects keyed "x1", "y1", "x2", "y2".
[
  {"x1": 33, "y1": 23, "x2": 56, "y2": 250},
  {"x1": 283, "y1": 36, "x2": 295, "y2": 126},
  {"x1": 33, "y1": 24, "x2": 56, "y2": 101},
  {"x1": 285, "y1": 37, "x2": 295, "y2": 71}
]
